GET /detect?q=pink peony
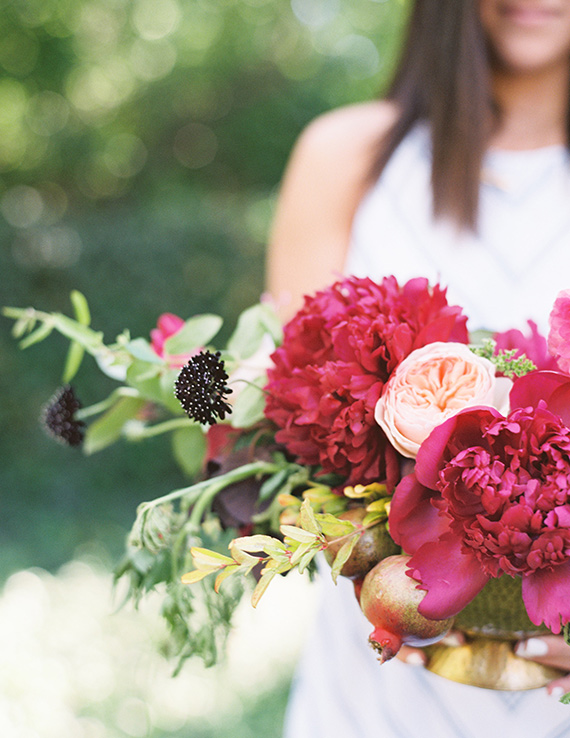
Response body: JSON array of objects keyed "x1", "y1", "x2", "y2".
[
  {"x1": 494, "y1": 320, "x2": 559, "y2": 372},
  {"x1": 264, "y1": 276, "x2": 468, "y2": 487},
  {"x1": 150, "y1": 313, "x2": 196, "y2": 368},
  {"x1": 389, "y1": 370, "x2": 570, "y2": 633},
  {"x1": 548, "y1": 289, "x2": 570, "y2": 373},
  {"x1": 375, "y1": 342, "x2": 511, "y2": 458}
]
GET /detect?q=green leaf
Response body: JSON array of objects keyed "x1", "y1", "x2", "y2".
[
  {"x1": 125, "y1": 338, "x2": 164, "y2": 364},
  {"x1": 251, "y1": 570, "x2": 277, "y2": 608},
  {"x1": 70, "y1": 290, "x2": 91, "y2": 325},
  {"x1": 159, "y1": 368, "x2": 184, "y2": 414},
  {"x1": 229, "y1": 376, "x2": 266, "y2": 428},
  {"x1": 230, "y1": 304, "x2": 282, "y2": 357},
  {"x1": 317, "y1": 514, "x2": 355, "y2": 538},
  {"x1": 84, "y1": 395, "x2": 147, "y2": 454},
  {"x1": 232, "y1": 534, "x2": 285, "y2": 553},
  {"x1": 280, "y1": 525, "x2": 319, "y2": 544},
  {"x1": 164, "y1": 314, "x2": 223, "y2": 355},
  {"x1": 226, "y1": 303, "x2": 282, "y2": 359},
  {"x1": 297, "y1": 548, "x2": 318, "y2": 574},
  {"x1": 18, "y1": 322, "x2": 53, "y2": 349},
  {"x1": 214, "y1": 565, "x2": 240, "y2": 592},
  {"x1": 290, "y1": 540, "x2": 316, "y2": 567},
  {"x1": 180, "y1": 569, "x2": 212, "y2": 584},
  {"x1": 560, "y1": 692, "x2": 570, "y2": 705},
  {"x1": 190, "y1": 547, "x2": 235, "y2": 569},
  {"x1": 126, "y1": 359, "x2": 163, "y2": 402},
  {"x1": 330, "y1": 537, "x2": 358, "y2": 584},
  {"x1": 299, "y1": 498, "x2": 322, "y2": 536},
  {"x1": 171, "y1": 424, "x2": 207, "y2": 478},
  {"x1": 62, "y1": 341, "x2": 85, "y2": 383}
]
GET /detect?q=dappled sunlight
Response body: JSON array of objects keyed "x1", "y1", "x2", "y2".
[{"x1": 0, "y1": 558, "x2": 316, "y2": 737}]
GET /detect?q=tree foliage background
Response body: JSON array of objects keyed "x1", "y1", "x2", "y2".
[{"x1": 1, "y1": 0, "x2": 408, "y2": 577}]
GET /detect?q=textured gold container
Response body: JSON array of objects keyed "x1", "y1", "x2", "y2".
[{"x1": 424, "y1": 577, "x2": 563, "y2": 690}]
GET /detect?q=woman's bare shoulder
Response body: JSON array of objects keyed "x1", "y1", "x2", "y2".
[
  {"x1": 294, "y1": 100, "x2": 399, "y2": 178},
  {"x1": 267, "y1": 101, "x2": 398, "y2": 317}
]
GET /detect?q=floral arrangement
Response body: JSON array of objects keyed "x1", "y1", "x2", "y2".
[{"x1": 5, "y1": 277, "x2": 570, "y2": 686}]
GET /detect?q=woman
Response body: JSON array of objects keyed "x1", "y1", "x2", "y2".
[{"x1": 267, "y1": 1, "x2": 570, "y2": 735}]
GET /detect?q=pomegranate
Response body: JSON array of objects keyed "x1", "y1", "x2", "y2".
[
  {"x1": 359, "y1": 554, "x2": 454, "y2": 663},
  {"x1": 324, "y1": 507, "x2": 400, "y2": 580}
]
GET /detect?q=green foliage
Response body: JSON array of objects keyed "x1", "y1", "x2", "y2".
[
  {"x1": 471, "y1": 338, "x2": 537, "y2": 378},
  {"x1": 0, "y1": 0, "x2": 408, "y2": 583}
]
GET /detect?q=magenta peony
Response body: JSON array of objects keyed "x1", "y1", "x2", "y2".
[
  {"x1": 548, "y1": 289, "x2": 570, "y2": 373},
  {"x1": 494, "y1": 319, "x2": 559, "y2": 371},
  {"x1": 264, "y1": 276, "x2": 468, "y2": 487},
  {"x1": 389, "y1": 370, "x2": 570, "y2": 633}
]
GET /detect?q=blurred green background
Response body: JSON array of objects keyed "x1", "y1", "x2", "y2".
[{"x1": 0, "y1": 0, "x2": 407, "y2": 733}]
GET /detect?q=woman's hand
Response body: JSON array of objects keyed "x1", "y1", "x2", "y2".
[
  {"x1": 396, "y1": 631, "x2": 466, "y2": 667},
  {"x1": 397, "y1": 632, "x2": 570, "y2": 698},
  {"x1": 515, "y1": 636, "x2": 570, "y2": 697}
]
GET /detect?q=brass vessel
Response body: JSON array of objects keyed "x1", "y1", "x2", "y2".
[{"x1": 424, "y1": 577, "x2": 563, "y2": 690}]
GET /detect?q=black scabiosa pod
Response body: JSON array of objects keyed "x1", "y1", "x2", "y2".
[
  {"x1": 175, "y1": 350, "x2": 233, "y2": 425},
  {"x1": 42, "y1": 385, "x2": 85, "y2": 447}
]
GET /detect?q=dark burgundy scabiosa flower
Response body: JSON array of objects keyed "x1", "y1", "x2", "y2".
[
  {"x1": 175, "y1": 350, "x2": 232, "y2": 425},
  {"x1": 42, "y1": 385, "x2": 85, "y2": 447},
  {"x1": 389, "y1": 370, "x2": 570, "y2": 632},
  {"x1": 264, "y1": 276, "x2": 468, "y2": 487}
]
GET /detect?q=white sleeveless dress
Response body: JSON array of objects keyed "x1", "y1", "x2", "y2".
[{"x1": 284, "y1": 126, "x2": 570, "y2": 738}]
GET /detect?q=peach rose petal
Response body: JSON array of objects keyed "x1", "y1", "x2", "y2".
[{"x1": 375, "y1": 342, "x2": 511, "y2": 458}]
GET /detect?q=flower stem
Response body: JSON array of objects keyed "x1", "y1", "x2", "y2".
[
  {"x1": 124, "y1": 416, "x2": 191, "y2": 439},
  {"x1": 75, "y1": 387, "x2": 140, "y2": 420},
  {"x1": 138, "y1": 460, "x2": 281, "y2": 517}
]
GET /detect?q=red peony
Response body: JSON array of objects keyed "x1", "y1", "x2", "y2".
[
  {"x1": 389, "y1": 370, "x2": 570, "y2": 633},
  {"x1": 264, "y1": 276, "x2": 468, "y2": 487}
]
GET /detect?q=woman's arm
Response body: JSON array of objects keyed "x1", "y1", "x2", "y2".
[{"x1": 266, "y1": 101, "x2": 398, "y2": 320}]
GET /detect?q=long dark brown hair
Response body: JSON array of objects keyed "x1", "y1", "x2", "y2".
[{"x1": 371, "y1": 0, "x2": 495, "y2": 231}]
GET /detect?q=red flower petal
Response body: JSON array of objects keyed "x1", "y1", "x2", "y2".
[
  {"x1": 389, "y1": 474, "x2": 450, "y2": 553},
  {"x1": 408, "y1": 533, "x2": 490, "y2": 619},
  {"x1": 521, "y1": 561, "x2": 570, "y2": 633}
]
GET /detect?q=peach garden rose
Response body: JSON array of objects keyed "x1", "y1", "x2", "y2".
[{"x1": 374, "y1": 342, "x2": 511, "y2": 458}]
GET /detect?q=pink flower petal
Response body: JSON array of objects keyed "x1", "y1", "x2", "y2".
[
  {"x1": 521, "y1": 561, "x2": 570, "y2": 633},
  {"x1": 493, "y1": 320, "x2": 558, "y2": 372},
  {"x1": 509, "y1": 370, "x2": 569, "y2": 411},
  {"x1": 408, "y1": 533, "x2": 490, "y2": 619},
  {"x1": 547, "y1": 382, "x2": 570, "y2": 427},
  {"x1": 157, "y1": 313, "x2": 185, "y2": 335},
  {"x1": 389, "y1": 474, "x2": 450, "y2": 553},
  {"x1": 414, "y1": 416, "x2": 459, "y2": 488},
  {"x1": 414, "y1": 408, "x2": 501, "y2": 489}
]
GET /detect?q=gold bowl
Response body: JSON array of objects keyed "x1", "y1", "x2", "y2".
[{"x1": 424, "y1": 577, "x2": 563, "y2": 690}]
